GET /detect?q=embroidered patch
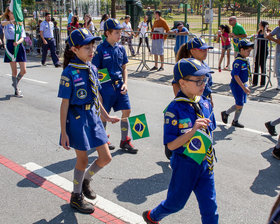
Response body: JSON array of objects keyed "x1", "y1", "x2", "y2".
[
  {"x1": 203, "y1": 102, "x2": 209, "y2": 109},
  {"x1": 77, "y1": 89, "x2": 87, "y2": 99},
  {"x1": 74, "y1": 77, "x2": 83, "y2": 83},
  {"x1": 74, "y1": 82, "x2": 85, "y2": 87},
  {"x1": 172, "y1": 119, "x2": 178, "y2": 126},
  {"x1": 61, "y1": 75, "x2": 70, "y2": 82},
  {"x1": 178, "y1": 118, "x2": 192, "y2": 129},
  {"x1": 165, "y1": 112, "x2": 175, "y2": 118},
  {"x1": 65, "y1": 82, "x2": 70, "y2": 87},
  {"x1": 234, "y1": 63, "x2": 239, "y2": 69},
  {"x1": 165, "y1": 118, "x2": 169, "y2": 124}
]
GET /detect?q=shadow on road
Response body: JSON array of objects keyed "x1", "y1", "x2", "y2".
[
  {"x1": 213, "y1": 124, "x2": 235, "y2": 144},
  {"x1": 113, "y1": 161, "x2": 171, "y2": 204},
  {"x1": 250, "y1": 147, "x2": 280, "y2": 197},
  {"x1": 33, "y1": 204, "x2": 78, "y2": 224},
  {"x1": 0, "y1": 94, "x2": 14, "y2": 101}
]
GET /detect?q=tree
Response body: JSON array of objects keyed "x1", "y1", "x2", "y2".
[{"x1": 111, "y1": 0, "x2": 116, "y2": 18}]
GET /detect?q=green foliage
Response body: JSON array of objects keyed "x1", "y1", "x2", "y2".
[{"x1": 22, "y1": 0, "x2": 35, "y2": 7}]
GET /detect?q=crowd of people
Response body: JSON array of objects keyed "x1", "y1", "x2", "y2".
[{"x1": 1, "y1": 6, "x2": 280, "y2": 224}]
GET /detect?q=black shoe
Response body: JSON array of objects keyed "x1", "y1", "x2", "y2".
[
  {"x1": 120, "y1": 136, "x2": 138, "y2": 154},
  {"x1": 157, "y1": 67, "x2": 164, "y2": 71},
  {"x1": 150, "y1": 66, "x2": 158, "y2": 71},
  {"x1": 70, "y1": 192, "x2": 95, "y2": 214},
  {"x1": 41, "y1": 62, "x2": 46, "y2": 66},
  {"x1": 142, "y1": 210, "x2": 159, "y2": 224},
  {"x1": 15, "y1": 88, "x2": 23, "y2": 98},
  {"x1": 272, "y1": 147, "x2": 280, "y2": 160},
  {"x1": 82, "y1": 179, "x2": 96, "y2": 200},
  {"x1": 265, "y1": 121, "x2": 277, "y2": 136},
  {"x1": 55, "y1": 63, "x2": 62, "y2": 68},
  {"x1": 221, "y1": 111, "x2": 229, "y2": 124},
  {"x1": 232, "y1": 120, "x2": 244, "y2": 128},
  {"x1": 107, "y1": 135, "x2": 115, "y2": 150}
]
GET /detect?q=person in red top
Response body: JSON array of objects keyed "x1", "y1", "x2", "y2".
[
  {"x1": 217, "y1": 24, "x2": 231, "y2": 72},
  {"x1": 68, "y1": 15, "x2": 79, "y2": 35},
  {"x1": 150, "y1": 10, "x2": 170, "y2": 71}
]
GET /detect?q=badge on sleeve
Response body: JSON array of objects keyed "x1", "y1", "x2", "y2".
[{"x1": 172, "y1": 119, "x2": 178, "y2": 126}]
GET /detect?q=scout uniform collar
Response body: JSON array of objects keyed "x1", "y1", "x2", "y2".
[
  {"x1": 235, "y1": 54, "x2": 252, "y2": 83},
  {"x1": 174, "y1": 90, "x2": 201, "y2": 104},
  {"x1": 69, "y1": 56, "x2": 90, "y2": 69}
]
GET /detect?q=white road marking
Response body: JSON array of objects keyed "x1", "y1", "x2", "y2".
[
  {"x1": 23, "y1": 162, "x2": 145, "y2": 224},
  {"x1": 216, "y1": 121, "x2": 269, "y2": 135},
  {"x1": 2, "y1": 74, "x2": 48, "y2": 84}
]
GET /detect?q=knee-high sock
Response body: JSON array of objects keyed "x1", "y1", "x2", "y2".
[
  {"x1": 84, "y1": 160, "x2": 102, "y2": 180},
  {"x1": 12, "y1": 76, "x2": 17, "y2": 90},
  {"x1": 271, "y1": 118, "x2": 280, "y2": 126},
  {"x1": 121, "y1": 120, "x2": 128, "y2": 141},
  {"x1": 226, "y1": 105, "x2": 236, "y2": 115},
  {"x1": 233, "y1": 108, "x2": 243, "y2": 122},
  {"x1": 17, "y1": 73, "x2": 23, "y2": 84},
  {"x1": 73, "y1": 168, "x2": 85, "y2": 194}
]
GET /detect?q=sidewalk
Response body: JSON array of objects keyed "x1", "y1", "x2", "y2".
[{"x1": 127, "y1": 59, "x2": 280, "y2": 104}]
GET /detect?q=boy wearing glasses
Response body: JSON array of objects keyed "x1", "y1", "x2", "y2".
[
  {"x1": 221, "y1": 39, "x2": 254, "y2": 128},
  {"x1": 143, "y1": 58, "x2": 218, "y2": 224}
]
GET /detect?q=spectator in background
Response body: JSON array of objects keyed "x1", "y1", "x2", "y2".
[
  {"x1": 265, "y1": 19, "x2": 280, "y2": 90},
  {"x1": 150, "y1": 10, "x2": 170, "y2": 71},
  {"x1": 100, "y1": 14, "x2": 109, "y2": 41},
  {"x1": 74, "y1": 7, "x2": 78, "y2": 16},
  {"x1": 168, "y1": 22, "x2": 189, "y2": 57},
  {"x1": 228, "y1": 16, "x2": 247, "y2": 57},
  {"x1": 121, "y1": 15, "x2": 135, "y2": 56},
  {"x1": 0, "y1": 24, "x2": 4, "y2": 50},
  {"x1": 40, "y1": 12, "x2": 61, "y2": 67},
  {"x1": 67, "y1": 9, "x2": 73, "y2": 35},
  {"x1": 24, "y1": 33, "x2": 32, "y2": 54},
  {"x1": 252, "y1": 20, "x2": 270, "y2": 87},
  {"x1": 33, "y1": 10, "x2": 37, "y2": 19},
  {"x1": 136, "y1": 15, "x2": 150, "y2": 54},
  {"x1": 53, "y1": 21, "x2": 60, "y2": 55},
  {"x1": 217, "y1": 24, "x2": 231, "y2": 72},
  {"x1": 146, "y1": 7, "x2": 153, "y2": 30},
  {"x1": 68, "y1": 15, "x2": 79, "y2": 34},
  {"x1": 84, "y1": 14, "x2": 95, "y2": 35},
  {"x1": 35, "y1": 20, "x2": 42, "y2": 54}
]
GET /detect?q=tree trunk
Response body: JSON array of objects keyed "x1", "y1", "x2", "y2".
[{"x1": 111, "y1": 0, "x2": 116, "y2": 18}]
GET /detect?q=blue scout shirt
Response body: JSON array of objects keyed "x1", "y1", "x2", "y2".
[
  {"x1": 231, "y1": 53, "x2": 250, "y2": 84},
  {"x1": 202, "y1": 61, "x2": 213, "y2": 97},
  {"x1": 58, "y1": 57, "x2": 100, "y2": 105},
  {"x1": 172, "y1": 27, "x2": 189, "y2": 53},
  {"x1": 92, "y1": 39, "x2": 128, "y2": 81},
  {"x1": 164, "y1": 91, "x2": 216, "y2": 155},
  {"x1": 40, "y1": 20, "x2": 54, "y2": 38},
  {"x1": 4, "y1": 23, "x2": 26, "y2": 40}
]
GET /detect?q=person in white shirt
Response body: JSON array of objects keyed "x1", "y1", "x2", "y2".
[
  {"x1": 121, "y1": 15, "x2": 135, "y2": 56},
  {"x1": 84, "y1": 14, "x2": 95, "y2": 35},
  {"x1": 136, "y1": 15, "x2": 150, "y2": 54}
]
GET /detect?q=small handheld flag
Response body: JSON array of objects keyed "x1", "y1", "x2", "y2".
[
  {"x1": 98, "y1": 68, "x2": 111, "y2": 84},
  {"x1": 128, "y1": 114, "x2": 150, "y2": 140},
  {"x1": 183, "y1": 129, "x2": 212, "y2": 165}
]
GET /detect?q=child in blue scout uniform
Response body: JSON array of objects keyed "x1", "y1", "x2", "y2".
[
  {"x1": 92, "y1": 18, "x2": 138, "y2": 154},
  {"x1": 58, "y1": 28, "x2": 119, "y2": 214},
  {"x1": 221, "y1": 39, "x2": 254, "y2": 128},
  {"x1": 143, "y1": 58, "x2": 218, "y2": 224},
  {"x1": 166, "y1": 37, "x2": 214, "y2": 160},
  {"x1": 2, "y1": 7, "x2": 27, "y2": 97}
]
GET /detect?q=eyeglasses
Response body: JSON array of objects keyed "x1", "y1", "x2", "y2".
[{"x1": 183, "y1": 77, "x2": 209, "y2": 86}]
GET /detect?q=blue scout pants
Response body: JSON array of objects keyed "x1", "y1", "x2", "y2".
[
  {"x1": 150, "y1": 153, "x2": 219, "y2": 224},
  {"x1": 41, "y1": 38, "x2": 59, "y2": 65}
]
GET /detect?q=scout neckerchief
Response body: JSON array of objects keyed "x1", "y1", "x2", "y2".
[
  {"x1": 235, "y1": 54, "x2": 252, "y2": 85},
  {"x1": 175, "y1": 95, "x2": 214, "y2": 174},
  {"x1": 69, "y1": 62, "x2": 100, "y2": 115}
]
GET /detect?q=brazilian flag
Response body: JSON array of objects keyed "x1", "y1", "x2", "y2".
[
  {"x1": 128, "y1": 114, "x2": 150, "y2": 140},
  {"x1": 183, "y1": 129, "x2": 212, "y2": 165},
  {"x1": 98, "y1": 68, "x2": 111, "y2": 84}
]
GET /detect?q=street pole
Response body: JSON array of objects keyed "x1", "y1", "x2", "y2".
[{"x1": 208, "y1": 0, "x2": 212, "y2": 46}]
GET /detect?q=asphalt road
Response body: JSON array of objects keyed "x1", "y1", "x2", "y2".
[{"x1": 0, "y1": 56, "x2": 279, "y2": 224}]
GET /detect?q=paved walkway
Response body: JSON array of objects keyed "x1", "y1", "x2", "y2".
[{"x1": 127, "y1": 59, "x2": 280, "y2": 104}]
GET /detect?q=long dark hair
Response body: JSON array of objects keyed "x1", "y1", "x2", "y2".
[
  {"x1": 84, "y1": 14, "x2": 92, "y2": 26},
  {"x1": 100, "y1": 14, "x2": 109, "y2": 23},
  {"x1": 72, "y1": 15, "x2": 78, "y2": 25},
  {"x1": 63, "y1": 43, "x2": 76, "y2": 69},
  {"x1": 259, "y1": 20, "x2": 271, "y2": 34},
  {"x1": 176, "y1": 43, "x2": 192, "y2": 62}
]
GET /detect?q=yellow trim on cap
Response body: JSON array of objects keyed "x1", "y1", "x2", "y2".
[
  {"x1": 69, "y1": 32, "x2": 75, "y2": 46},
  {"x1": 188, "y1": 60, "x2": 199, "y2": 71},
  {"x1": 77, "y1": 29, "x2": 85, "y2": 39}
]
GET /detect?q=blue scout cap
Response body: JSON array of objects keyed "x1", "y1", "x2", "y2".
[
  {"x1": 238, "y1": 39, "x2": 254, "y2": 49},
  {"x1": 173, "y1": 58, "x2": 213, "y2": 82},
  {"x1": 68, "y1": 28, "x2": 101, "y2": 47},
  {"x1": 104, "y1": 18, "x2": 123, "y2": 31},
  {"x1": 187, "y1": 37, "x2": 213, "y2": 50}
]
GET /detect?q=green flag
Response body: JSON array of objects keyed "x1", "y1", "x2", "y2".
[
  {"x1": 128, "y1": 114, "x2": 150, "y2": 140},
  {"x1": 98, "y1": 68, "x2": 111, "y2": 84},
  {"x1": 183, "y1": 129, "x2": 212, "y2": 165},
  {"x1": 7, "y1": 0, "x2": 23, "y2": 61}
]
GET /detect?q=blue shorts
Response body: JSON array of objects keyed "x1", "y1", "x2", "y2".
[
  {"x1": 230, "y1": 81, "x2": 247, "y2": 106},
  {"x1": 222, "y1": 44, "x2": 231, "y2": 50},
  {"x1": 100, "y1": 81, "x2": 131, "y2": 113},
  {"x1": 4, "y1": 40, "x2": 26, "y2": 63},
  {"x1": 61, "y1": 105, "x2": 108, "y2": 151}
]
